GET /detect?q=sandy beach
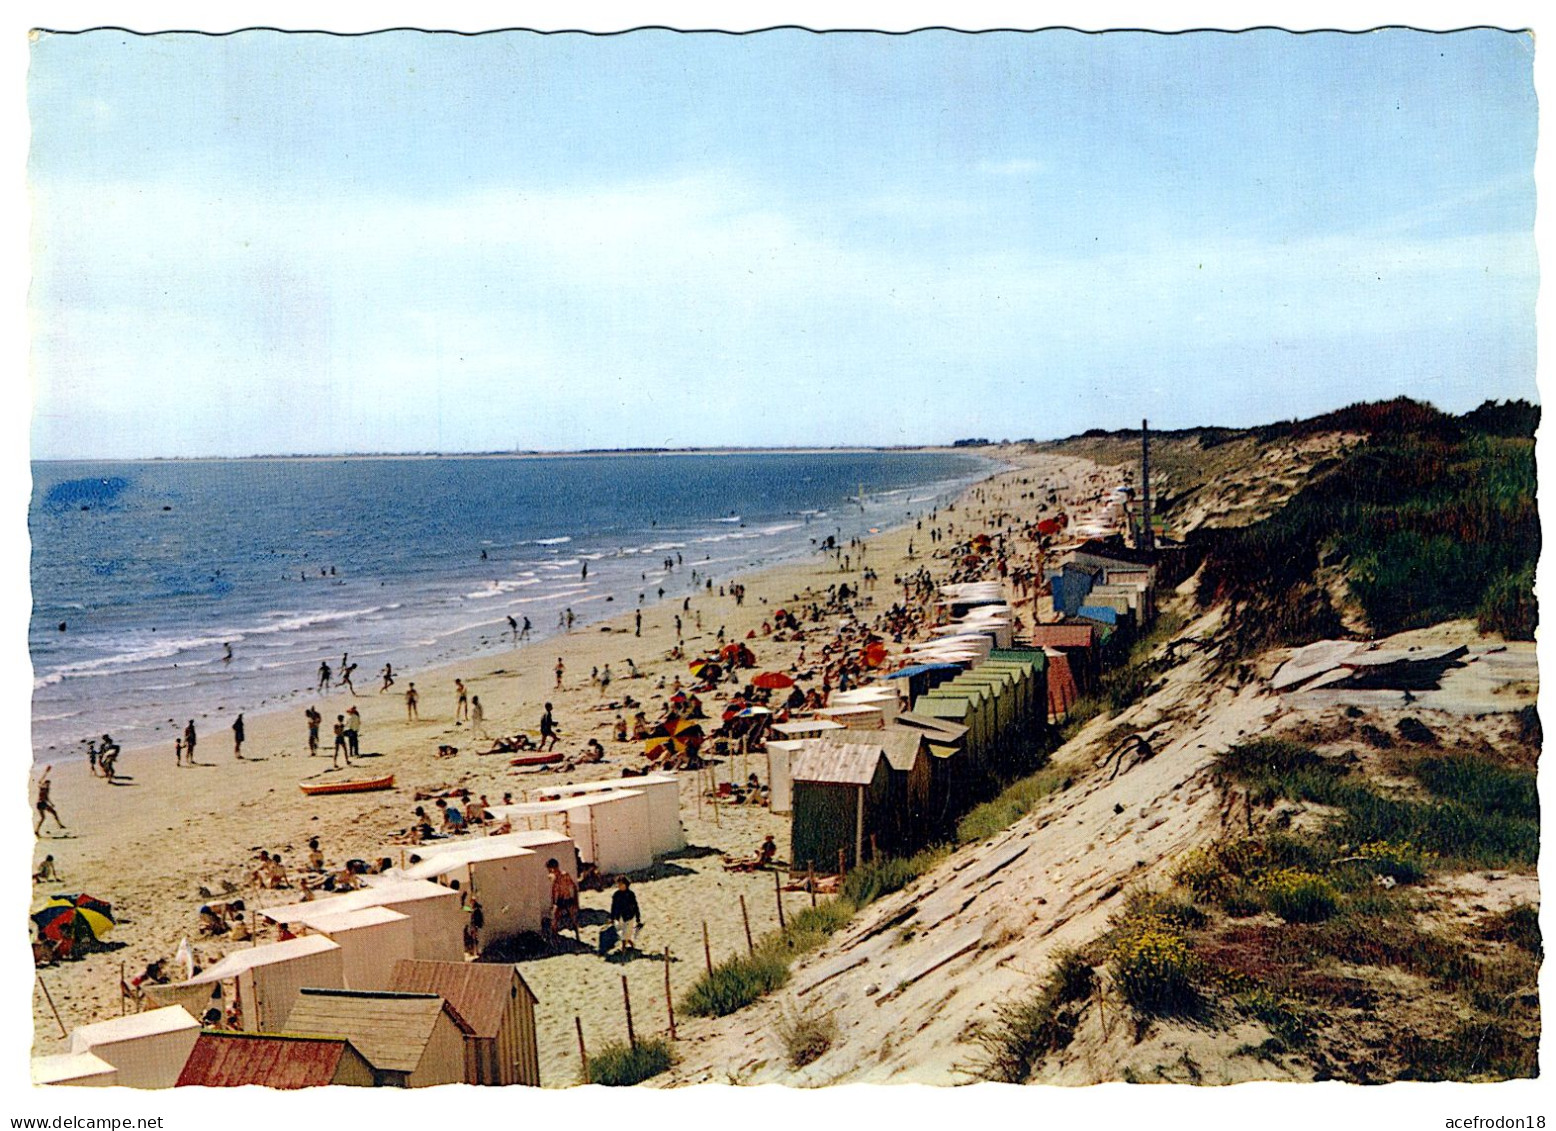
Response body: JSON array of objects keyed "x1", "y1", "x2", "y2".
[{"x1": 28, "y1": 449, "x2": 1107, "y2": 1083}]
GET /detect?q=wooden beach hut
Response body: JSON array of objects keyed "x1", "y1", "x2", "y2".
[
  {"x1": 283, "y1": 988, "x2": 470, "y2": 1088},
  {"x1": 527, "y1": 774, "x2": 685, "y2": 855},
  {"x1": 65, "y1": 1006, "x2": 201, "y2": 1089},
  {"x1": 488, "y1": 789, "x2": 654, "y2": 875},
  {"x1": 882, "y1": 661, "x2": 962, "y2": 704},
  {"x1": 789, "y1": 743, "x2": 891, "y2": 873},
  {"x1": 175, "y1": 1032, "x2": 376, "y2": 1089},
  {"x1": 398, "y1": 839, "x2": 551, "y2": 941},
  {"x1": 390, "y1": 960, "x2": 541, "y2": 1087},
  {"x1": 816, "y1": 703, "x2": 886, "y2": 729},
  {"x1": 1021, "y1": 626, "x2": 1098, "y2": 692},
  {"x1": 830, "y1": 685, "x2": 903, "y2": 723}
]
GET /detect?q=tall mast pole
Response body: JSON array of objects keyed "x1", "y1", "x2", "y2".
[{"x1": 1140, "y1": 418, "x2": 1154, "y2": 552}]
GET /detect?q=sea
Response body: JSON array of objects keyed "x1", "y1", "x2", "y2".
[{"x1": 29, "y1": 451, "x2": 997, "y2": 760}]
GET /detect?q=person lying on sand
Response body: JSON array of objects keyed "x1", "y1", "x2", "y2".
[
  {"x1": 579, "y1": 739, "x2": 606, "y2": 764},
  {"x1": 723, "y1": 834, "x2": 778, "y2": 872},
  {"x1": 436, "y1": 744, "x2": 459, "y2": 758}
]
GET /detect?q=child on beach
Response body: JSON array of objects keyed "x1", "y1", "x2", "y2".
[
  {"x1": 454, "y1": 678, "x2": 469, "y2": 722},
  {"x1": 405, "y1": 683, "x2": 419, "y2": 721},
  {"x1": 232, "y1": 714, "x2": 245, "y2": 759},
  {"x1": 555, "y1": 657, "x2": 565, "y2": 688},
  {"x1": 539, "y1": 703, "x2": 559, "y2": 751}
]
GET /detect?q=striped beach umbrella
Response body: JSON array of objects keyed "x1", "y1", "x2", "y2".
[{"x1": 32, "y1": 894, "x2": 115, "y2": 957}]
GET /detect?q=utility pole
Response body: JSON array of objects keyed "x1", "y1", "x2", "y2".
[{"x1": 1140, "y1": 418, "x2": 1155, "y2": 552}]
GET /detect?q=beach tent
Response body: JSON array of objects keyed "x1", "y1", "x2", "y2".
[
  {"x1": 283, "y1": 988, "x2": 470, "y2": 1088},
  {"x1": 488, "y1": 789, "x2": 653, "y2": 874},
  {"x1": 527, "y1": 774, "x2": 685, "y2": 855},
  {"x1": 31, "y1": 1051, "x2": 118, "y2": 1087},
  {"x1": 160, "y1": 936, "x2": 345, "y2": 1034},
  {"x1": 770, "y1": 718, "x2": 847, "y2": 740},
  {"x1": 764, "y1": 739, "x2": 809, "y2": 814},
  {"x1": 66, "y1": 1005, "x2": 202, "y2": 1089},
  {"x1": 391, "y1": 960, "x2": 541, "y2": 1087},
  {"x1": 816, "y1": 703, "x2": 886, "y2": 729},
  {"x1": 175, "y1": 1032, "x2": 376, "y2": 1089},
  {"x1": 261, "y1": 879, "x2": 465, "y2": 963},
  {"x1": 277, "y1": 905, "x2": 415, "y2": 991},
  {"x1": 790, "y1": 744, "x2": 891, "y2": 873},
  {"x1": 396, "y1": 840, "x2": 549, "y2": 942}
]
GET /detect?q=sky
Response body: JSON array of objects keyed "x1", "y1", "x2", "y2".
[{"x1": 27, "y1": 27, "x2": 1538, "y2": 458}]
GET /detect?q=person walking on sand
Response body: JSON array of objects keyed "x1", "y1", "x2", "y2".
[
  {"x1": 317, "y1": 660, "x2": 332, "y2": 692},
  {"x1": 609, "y1": 877, "x2": 643, "y2": 952},
  {"x1": 546, "y1": 858, "x2": 580, "y2": 940},
  {"x1": 184, "y1": 720, "x2": 198, "y2": 764},
  {"x1": 339, "y1": 662, "x2": 358, "y2": 696},
  {"x1": 600, "y1": 663, "x2": 613, "y2": 696},
  {"x1": 86, "y1": 740, "x2": 99, "y2": 778},
  {"x1": 405, "y1": 683, "x2": 419, "y2": 721},
  {"x1": 380, "y1": 663, "x2": 395, "y2": 692},
  {"x1": 539, "y1": 703, "x2": 559, "y2": 751},
  {"x1": 634, "y1": 609, "x2": 641, "y2": 637},
  {"x1": 507, "y1": 615, "x2": 518, "y2": 644},
  {"x1": 34, "y1": 768, "x2": 64, "y2": 835},
  {"x1": 232, "y1": 714, "x2": 246, "y2": 760},
  {"x1": 454, "y1": 679, "x2": 469, "y2": 722},
  {"x1": 470, "y1": 696, "x2": 486, "y2": 739},
  {"x1": 305, "y1": 706, "x2": 321, "y2": 756},
  {"x1": 174, "y1": 737, "x2": 183, "y2": 767},
  {"x1": 554, "y1": 657, "x2": 565, "y2": 689},
  {"x1": 520, "y1": 616, "x2": 532, "y2": 641},
  {"x1": 345, "y1": 706, "x2": 361, "y2": 759}
]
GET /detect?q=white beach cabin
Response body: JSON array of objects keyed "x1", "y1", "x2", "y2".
[
  {"x1": 488, "y1": 789, "x2": 653, "y2": 874},
  {"x1": 169, "y1": 935, "x2": 344, "y2": 1034},
  {"x1": 66, "y1": 1005, "x2": 202, "y2": 1089},
  {"x1": 764, "y1": 738, "x2": 809, "y2": 815},
  {"x1": 31, "y1": 1051, "x2": 119, "y2": 1087},
  {"x1": 526, "y1": 774, "x2": 685, "y2": 855},
  {"x1": 260, "y1": 878, "x2": 465, "y2": 963},
  {"x1": 396, "y1": 839, "x2": 549, "y2": 939},
  {"x1": 280, "y1": 905, "x2": 416, "y2": 991},
  {"x1": 770, "y1": 718, "x2": 847, "y2": 741}
]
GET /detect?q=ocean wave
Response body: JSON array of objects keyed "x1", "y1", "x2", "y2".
[
  {"x1": 463, "y1": 577, "x2": 543, "y2": 599},
  {"x1": 533, "y1": 536, "x2": 572, "y2": 546},
  {"x1": 757, "y1": 522, "x2": 803, "y2": 536},
  {"x1": 712, "y1": 515, "x2": 741, "y2": 523}
]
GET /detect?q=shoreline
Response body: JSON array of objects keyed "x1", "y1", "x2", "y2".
[
  {"x1": 32, "y1": 444, "x2": 1009, "y2": 466},
  {"x1": 31, "y1": 451, "x2": 1006, "y2": 760},
  {"x1": 28, "y1": 449, "x2": 1096, "y2": 1082}
]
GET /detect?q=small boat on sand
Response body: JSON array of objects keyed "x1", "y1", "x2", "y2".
[
  {"x1": 510, "y1": 752, "x2": 564, "y2": 768},
  {"x1": 299, "y1": 774, "x2": 396, "y2": 796}
]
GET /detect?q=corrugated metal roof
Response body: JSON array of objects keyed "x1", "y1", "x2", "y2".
[
  {"x1": 390, "y1": 960, "x2": 535, "y2": 1037},
  {"x1": 1025, "y1": 625, "x2": 1097, "y2": 649},
  {"x1": 286, "y1": 990, "x2": 470, "y2": 1073},
  {"x1": 791, "y1": 743, "x2": 885, "y2": 786},
  {"x1": 175, "y1": 1032, "x2": 355, "y2": 1089}
]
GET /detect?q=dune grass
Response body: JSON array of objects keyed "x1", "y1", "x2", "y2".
[
  {"x1": 972, "y1": 949, "x2": 1096, "y2": 1083},
  {"x1": 583, "y1": 1037, "x2": 676, "y2": 1086}
]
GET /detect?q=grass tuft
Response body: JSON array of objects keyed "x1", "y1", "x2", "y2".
[
  {"x1": 971, "y1": 950, "x2": 1096, "y2": 1083},
  {"x1": 583, "y1": 1037, "x2": 676, "y2": 1086}
]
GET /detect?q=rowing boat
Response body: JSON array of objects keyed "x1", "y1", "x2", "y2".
[
  {"x1": 510, "y1": 752, "x2": 563, "y2": 768},
  {"x1": 299, "y1": 774, "x2": 396, "y2": 796}
]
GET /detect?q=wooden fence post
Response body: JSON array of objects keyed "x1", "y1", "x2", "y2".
[
  {"x1": 575, "y1": 1015, "x2": 589, "y2": 1081},
  {"x1": 808, "y1": 862, "x2": 817, "y2": 908},
  {"x1": 37, "y1": 977, "x2": 67, "y2": 1037},
  {"x1": 739, "y1": 894, "x2": 754, "y2": 955},
  {"x1": 702, "y1": 920, "x2": 713, "y2": 976},
  {"x1": 621, "y1": 975, "x2": 636, "y2": 1049},
  {"x1": 663, "y1": 948, "x2": 677, "y2": 1040},
  {"x1": 774, "y1": 868, "x2": 786, "y2": 930}
]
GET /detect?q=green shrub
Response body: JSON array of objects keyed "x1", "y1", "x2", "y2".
[
  {"x1": 1477, "y1": 566, "x2": 1537, "y2": 640},
  {"x1": 1480, "y1": 904, "x2": 1542, "y2": 957},
  {"x1": 841, "y1": 846, "x2": 947, "y2": 907},
  {"x1": 956, "y1": 768, "x2": 1068, "y2": 844},
  {"x1": 1413, "y1": 756, "x2": 1538, "y2": 819},
  {"x1": 583, "y1": 1037, "x2": 676, "y2": 1085},
  {"x1": 972, "y1": 950, "x2": 1096, "y2": 1083},
  {"x1": 1112, "y1": 924, "x2": 1202, "y2": 1017},
  {"x1": 1258, "y1": 869, "x2": 1339, "y2": 923},
  {"x1": 1216, "y1": 738, "x2": 1326, "y2": 780},
  {"x1": 679, "y1": 950, "x2": 793, "y2": 1017},
  {"x1": 1343, "y1": 840, "x2": 1437, "y2": 885}
]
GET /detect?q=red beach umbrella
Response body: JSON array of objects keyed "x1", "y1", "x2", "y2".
[{"x1": 752, "y1": 671, "x2": 795, "y2": 690}]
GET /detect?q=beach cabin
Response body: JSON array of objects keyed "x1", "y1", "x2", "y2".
[
  {"x1": 283, "y1": 988, "x2": 470, "y2": 1089},
  {"x1": 830, "y1": 686, "x2": 903, "y2": 723},
  {"x1": 175, "y1": 1032, "x2": 376, "y2": 1089},
  {"x1": 790, "y1": 743, "x2": 891, "y2": 873},
  {"x1": 914, "y1": 689, "x2": 991, "y2": 786},
  {"x1": 883, "y1": 662, "x2": 962, "y2": 704},
  {"x1": 1048, "y1": 562, "x2": 1102, "y2": 617},
  {"x1": 925, "y1": 629, "x2": 995, "y2": 661},
  {"x1": 32, "y1": 1051, "x2": 119, "y2": 1088},
  {"x1": 488, "y1": 789, "x2": 653, "y2": 875},
  {"x1": 770, "y1": 718, "x2": 847, "y2": 741},
  {"x1": 261, "y1": 880, "x2": 465, "y2": 964},
  {"x1": 158, "y1": 936, "x2": 345, "y2": 1034},
  {"x1": 280, "y1": 905, "x2": 416, "y2": 990},
  {"x1": 764, "y1": 738, "x2": 808, "y2": 814},
  {"x1": 397, "y1": 839, "x2": 550, "y2": 942},
  {"x1": 1022, "y1": 626, "x2": 1099, "y2": 692},
  {"x1": 527, "y1": 774, "x2": 685, "y2": 855},
  {"x1": 66, "y1": 1005, "x2": 202, "y2": 1089},
  {"x1": 860, "y1": 728, "x2": 933, "y2": 852},
  {"x1": 816, "y1": 703, "x2": 886, "y2": 730},
  {"x1": 390, "y1": 960, "x2": 541, "y2": 1087}
]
